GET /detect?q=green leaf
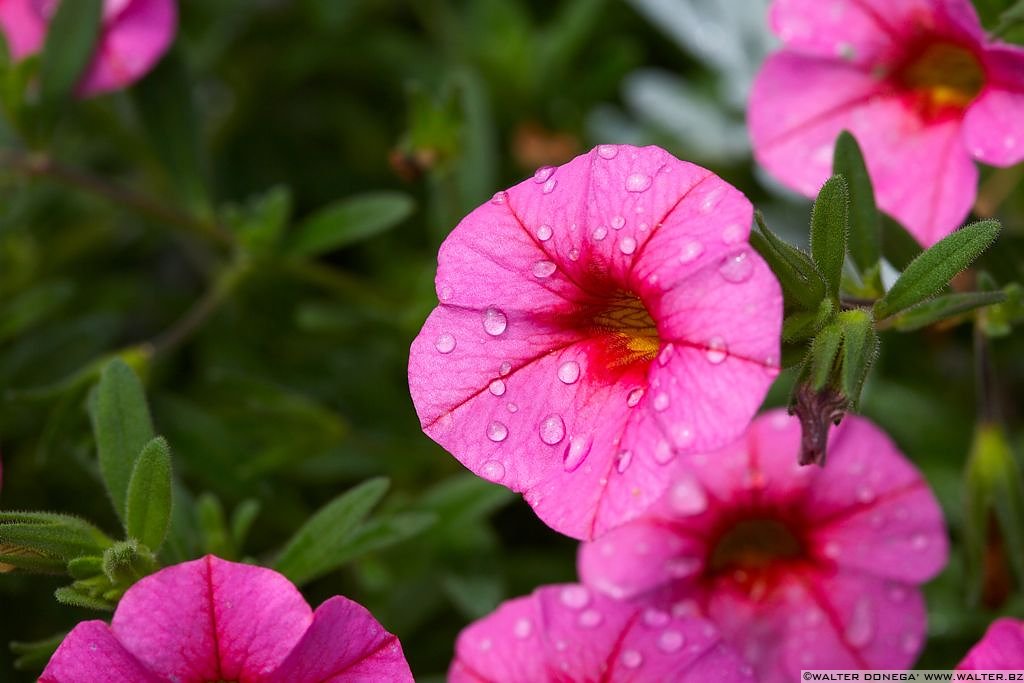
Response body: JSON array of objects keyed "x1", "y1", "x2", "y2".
[
  {"x1": 808, "y1": 321, "x2": 844, "y2": 391},
  {"x1": 54, "y1": 586, "x2": 114, "y2": 611},
  {"x1": 880, "y1": 213, "x2": 923, "y2": 271},
  {"x1": 225, "y1": 186, "x2": 292, "y2": 255},
  {"x1": 810, "y1": 175, "x2": 850, "y2": 299},
  {"x1": 889, "y1": 291, "x2": 1007, "y2": 332},
  {"x1": 313, "y1": 511, "x2": 437, "y2": 576},
  {"x1": 0, "y1": 512, "x2": 111, "y2": 574},
  {"x1": 833, "y1": 132, "x2": 881, "y2": 282},
  {"x1": 751, "y1": 212, "x2": 826, "y2": 310},
  {"x1": 838, "y1": 309, "x2": 877, "y2": 407},
  {"x1": 230, "y1": 500, "x2": 261, "y2": 552},
  {"x1": 91, "y1": 359, "x2": 155, "y2": 522},
  {"x1": 39, "y1": 0, "x2": 103, "y2": 105},
  {"x1": 875, "y1": 220, "x2": 1000, "y2": 320},
  {"x1": 288, "y1": 192, "x2": 414, "y2": 257},
  {"x1": 196, "y1": 493, "x2": 233, "y2": 559},
  {"x1": 67, "y1": 556, "x2": 104, "y2": 580},
  {"x1": 125, "y1": 437, "x2": 174, "y2": 551},
  {"x1": 275, "y1": 478, "x2": 390, "y2": 585},
  {"x1": 11, "y1": 633, "x2": 66, "y2": 672}
]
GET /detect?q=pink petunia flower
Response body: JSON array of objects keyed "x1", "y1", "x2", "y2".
[
  {"x1": 749, "y1": 0, "x2": 1024, "y2": 246},
  {"x1": 408, "y1": 145, "x2": 782, "y2": 540},
  {"x1": 40, "y1": 555, "x2": 414, "y2": 683},
  {"x1": 449, "y1": 583, "x2": 756, "y2": 682},
  {"x1": 0, "y1": 0, "x2": 176, "y2": 97},
  {"x1": 958, "y1": 618, "x2": 1024, "y2": 670},
  {"x1": 578, "y1": 410, "x2": 949, "y2": 682}
]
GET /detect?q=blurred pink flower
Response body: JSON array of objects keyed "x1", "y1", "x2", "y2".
[
  {"x1": 750, "y1": 0, "x2": 1024, "y2": 246},
  {"x1": 40, "y1": 555, "x2": 413, "y2": 683},
  {"x1": 0, "y1": 0, "x2": 176, "y2": 97},
  {"x1": 449, "y1": 583, "x2": 755, "y2": 682},
  {"x1": 958, "y1": 618, "x2": 1024, "y2": 670},
  {"x1": 408, "y1": 145, "x2": 782, "y2": 541},
  {"x1": 578, "y1": 410, "x2": 949, "y2": 682}
]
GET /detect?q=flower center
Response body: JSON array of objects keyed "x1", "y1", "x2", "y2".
[
  {"x1": 897, "y1": 42, "x2": 984, "y2": 113},
  {"x1": 589, "y1": 292, "x2": 661, "y2": 367},
  {"x1": 708, "y1": 518, "x2": 804, "y2": 572}
]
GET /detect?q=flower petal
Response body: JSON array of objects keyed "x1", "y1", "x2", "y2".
[
  {"x1": 958, "y1": 618, "x2": 1024, "y2": 670},
  {"x1": 964, "y1": 45, "x2": 1024, "y2": 167},
  {"x1": 262, "y1": 596, "x2": 413, "y2": 683},
  {"x1": 0, "y1": 0, "x2": 46, "y2": 59},
  {"x1": 40, "y1": 621, "x2": 161, "y2": 683},
  {"x1": 111, "y1": 555, "x2": 313, "y2": 682},
  {"x1": 78, "y1": 0, "x2": 177, "y2": 97}
]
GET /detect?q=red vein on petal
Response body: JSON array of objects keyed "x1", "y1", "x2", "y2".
[{"x1": 794, "y1": 570, "x2": 873, "y2": 670}]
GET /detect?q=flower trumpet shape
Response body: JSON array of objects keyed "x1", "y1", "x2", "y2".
[
  {"x1": 578, "y1": 410, "x2": 949, "y2": 682},
  {"x1": 40, "y1": 555, "x2": 414, "y2": 683},
  {"x1": 0, "y1": 0, "x2": 176, "y2": 97},
  {"x1": 958, "y1": 618, "x2": 1024, "y2": 670},
  {"x1": 750, "y1": 0, "x2": 1024, "y2": 246},
  {"x1": 409, "y1": 145, "x2": 783, "y2": 540},
  {"x1": 449, "y1": 583, "x2": 755, "y2": 683}
]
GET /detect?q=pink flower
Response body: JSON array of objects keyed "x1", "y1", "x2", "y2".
[
  {"x1": 408, "y1": 145, "x2": 782, "y2": 540},
  {"x1": 0, "y1": 0, "x2": 177, "y2": 97},
  {"x1": 749, "y1": 0, "x2": 1024, "y2": 246},
  {"x1": 958, "y1": 618, "x2": 1024, "y2": 670},
  {"x1": 40, "y1": 555, "x2": 413, "y2": 683},
  {"x1": 578, "y1": 410, "x2": 949, "y2": 682},
  {"x1": 449, "y1": 583, "x2": 755, "y2": 682}
]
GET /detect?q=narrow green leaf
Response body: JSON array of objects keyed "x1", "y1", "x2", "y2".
[
  {"x1": 833, "y1": 132, "x2": 881, "y2": 280},
  {"x1": 875, "y1": 220, "x2": 1001, "y2": 319},
  {"x1": 275, "y1": 478, "x2": 390, "y2": 585},
  {"x1": 810, "y1": 175, "x2": 850, "y2": 298},
  {"x1": 838, "y1": 309, "x2": 877, "y2": 407},
  {"x1": 751, "y1": 212, "x2": 826, "y2": 310},
  {"x1": 305, "y1": 511, "x2": 437, "y2": 580},
  {"x1": 39, "y1": 0, "x2": 103, "y2": 105},
  {"x1": 0, "y1": 512, "x2": 112, "y2": 570},
  {"x1": 11, "y1": 633, "x2": 66, "y2": 672},
  {"x1": 125, "y1": 437, "x2": 174, "y2": 551},
  {"x1": 91, "y1": 359, "x2": 155, "y2": 522},
  {"x1": 890, "y1": 291, "x2": 1007, "y2": 332},
  {"x1": 196, "y1": 493, "x2": 232, "y2": 559},
  {"x1": 230, "y1": 500, "x2": 261, "y2": 551},
  {"x1": 67, "y1": 556, "x2": 104, "y2": 580},
  {"x1": 808, "y1": 321, "x2": 844, "y2": 391},
  {"x1": 288, "y1": 192, "x2": 414, "y2": 257},
  {"x1": 54, "y1": 586, "x2": 114, "y2": 611}
]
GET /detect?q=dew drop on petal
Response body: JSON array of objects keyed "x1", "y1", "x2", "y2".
[
  {"x1": 481, "y1": 460, "x2": 505, "y2": 481},
  {"x1": 627, "y1": 388, "x2": 644, "y2": 407},
  {"x1": 679, "y1": 241, "x2": 704, "y2": 264},
  {"x1": 856, "y1": 485, "x2": 875, "y2": 503},
  {"x1": 615, "y1": 450, "x2": 633, "y2": 473},
  {"x1": 911, "y1": 534, "x2": 928, "y2": 550},
  {"x1": 672, "y1": 424, "x2": 695, "y2": 448},
  {"x1": 490, "y1": 191, "x2": 508, "y2": 205},
  {"x1": 559, "y1": 585, "x2": 590, "y2": 609},
  {"x1": 439, "y1": 284, "x2": 453, "y2": 301},
  {"x1": 486, "y1": 421, "x2": 508, "y2": 442},
  {"x1": 718, "y1": 250, "x2": 754, "y2": 283},
  {"x1": 513, "y1": 618, "x2": 533, "y2": 639},
  {"x1": 542, "y1": 178, "x2": 558, "y2": 194},
  {"x1": 499, "y1": 361, "x2": 512, "y2": 376},
  {"x1": 596, "y1": 144, "x2": 618, "y2": 159},
  {"x1": 722, "y1": 224, "x2": 744, "y2": 244},
  {"x1": 823, "y1": 541, "x2": 841, "y2": 559},
  {"x1": 658, "y1": 343, "x2": 674, "y2": 366},
  {"x1": 489, "y1": 379, "x2": 506, "y2": 396},
  {"x1": 902, "y1": 633, "x2": 921, "y2": 654},
  {"x1": 705, "y1": 337, "x2": 728, "y2": 364},
  {"x1": 625, "y1": 173, "x2": 652, "y2": 192},
  {"x1": 563, "y1": 436, "x2": 592, "y2": 472},
  {"x1": 539, "y1": 414, "x2": 566, "y2": 445},
  {"x1": 658, "y1": 629, "x2": 685, "y2": 653},
  {"x1": 507, "y1": 402, "x2": 518, "y2": 413},
  {"x1": 888, "y1": 584, "x2": 908, "y2": 603},
  {"x1": 844, "y1": 598, "x2": 874, "y2": 648},
  {"x1": 666, "y1": 557, "x2": 701, "y2": 578},
  {"x1": 536, "y1": 224, "x2": 553, "y2": 241},
  {"x1": 482, "y1": 307, "x2": 508, "y2": 336},
  {"x1": 593, "y1": 226, "x2": 608, "y2": 241},
  {"x1": 435, "y1": 333, "x2": 456, "y2": 353},
  {"x1": 643, "y1": 608, "x2": 670, "y2": 627},
  {"x1": 568, "y1": 248, "x2": 580, "y2": 261},
  {"x1": 479, "y1": 638, "x2": 492, "y2": 651},
  {"x1": 619, "y1": 237, "x2": 637, "y2": 255},
  {"x1": 620, "y1": 650, "x2": 643, "y2": 669},
  {"x1": 669, "y1": 475, "x2": 707, "y2": 515},
  {"x1": 700, "y1": 187, "x2": 724, "y2": 213},
  {"x1": 653, "y1": 392, "x2": 670, "y2": 412},
  {"x1": 533, "y1": 166, "x2": 555, "y2": 183},
  {"x1": 611, "y1": 215, "x2": 626, "y2": 230},
  {"x1": 558, "y1": 360, "x2": 581, "y2": 384},
  {"x1": 532, "y1": 260, "x2": 557, "y2": 278},
  {"x1": 578, "y1": 609, "x2": 603, "y2": 628},
  {"x1": 654, "y1": 440, "x2": 675, "y2": 465}
]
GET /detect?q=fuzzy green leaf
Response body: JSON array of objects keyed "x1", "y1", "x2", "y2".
[
  {"x1": 808, "y1": 321, "x2": 844, "y2": 391},
  {"x1": 833, "y1": 132, "x2": 880, "y2": 280},
  {"x1": 810, "y1": 175, "x2": 850, "y2": 299},
  {"x1": 838, "y1": 309, "x2": 877, "y2": 407},
  {"x1": 125, "y1": 437, "x2": 174, "y2": 551},
  {"x1": 0, "y1": 512, "x2": 112, "y2": 573},
  {"x1": 288, "y1": 192, "x2": 414, "y2": 257},
  {"x1": 752, "y1": 212, "x2": 826, "y2": 310},
  {"x1": 889, "y1": 291, "x2": 1007, "y2": 332}
]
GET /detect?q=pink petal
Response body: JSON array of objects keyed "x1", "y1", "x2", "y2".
[
  {"x1": 450, "y1": 584, "x2": 754, "y2": 683},
  {"x1": 262, "y1": 596, "x2": 413, "y2": 683},
  {"x1": 39, "y1": 621, "x2": 161, "y2": 683},
  {"x1": 77, "y1": 0, "x2": 177, "y2": 97},
  {"x1": 0, "y1": 0, "x2": 47, "y2": 59},
  {"x1": 958, "y1": 618, "x2": 1024, "y2": 670},
  {"x1": 409, "y1": 145, "x2": 781, "y2": 539},
  {"x1": 750, "y1": 52, "x2": 978, "y2": 246},
  {"x1": 111, "y1": 555, "x2": 313, "y2": 682},
  {"x1": 964, "y1": 45, "x2": 1024, "y2": 167}
]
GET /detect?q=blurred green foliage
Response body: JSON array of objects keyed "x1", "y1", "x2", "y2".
[{"x1": 1, "y1": 0, "x2": 1024, "y2": 680}]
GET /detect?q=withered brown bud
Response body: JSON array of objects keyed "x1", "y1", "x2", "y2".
[{"x1": 791, "y1": 383, "x2": 849, "y2": 467}]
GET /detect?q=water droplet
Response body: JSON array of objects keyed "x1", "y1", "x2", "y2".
[
  {"x1": 627, "y1": 388, "x2": 644, "y2": 407},
  {"x1": 439, "y1": 284, "x2": 453, "y2": 301},
  {"x1": 642, "y1": 608, "x2": 669, "y2": 627},
  {"x1": 837, "y1": 42, "x2": 856, "y2": 60},
  {"x1": 542, "y1": 178, "x2": 558, "y2": 194},
  {"x1": 679, "y1": 241, "x2": 704, "y2": 264},
  {"x1": 700, "y1": 187, "x2": 724, "y2": 213},
  {"x1": 489, "y1": 379, "x2": 506, "y2": 396},
  {"x1": 592, "y1": 226, "x2": 608, "y2": 241},
  {"x1": 669, "y1": 475, "x2": 707, "y2": 515},
  {"x1": 666, "y1": 557, "x2": 701, "y2": 578},
  {"x1": 532, "y1": 260, "x2": 557, "y2": 278},
  {"x1": 435, "y1": 334, "x2": 456, "y2": 353},
  {"x1": 536, "y1": 224, "x2": 553, "y2": 241},
  {"x1": 672, "y1": 424, "x2": 695, "y2": 448},
  {"x1": 625, "y1": 173, "x2": 652, "y2": 192},
  {"x1": 563, "y1": 436, "x2": 592, "y2": 472},
  {"x1": 615, "y1": 450, "x2": 633, "y2": 473},
  {"x1": 558, "y1": 360, "x2": 580, "y2": 384},
  {"x1": 844, "y1": 598, "x2": 874, "y2": 648},
  {"x1": 513, "y1": 617, "x2": 533, "y2": 639},
  {"x1": 486, "y1": 421, "x2": 508, "y2": 442},
  {"x1": 823, "y1": 541, "x2": 841, "y2": 559},
  {"x1": 888, "y1": 584, "x2": 908, "y2": 603},
  {"x1": 620, "y1": 650, "x2": 643, "y2": 669},
  {"x1": 911, "y1": 534, "x2": 928, "y2": 550},
  {"x1": 705, "y1": 337, "x2": 728, "y2": 364},
  {"x1": 653, "y1": 392, "x2": 669, "y2": 412},
  {"x1": 555, "y1": 640, "x2": 568, "y2": 652},
  {"x1": 481, "y1": 460, "x2": 505, "y2": 481},
  {"x1": 722, "y1": 224, "x2": 744, "y2": 244},
  {"x1": 619, "y1": 237, "x2": 637, "y2": 255},
  {"x1": 539, "y1": 414, "x2": 566, "y2": 445},
  {"x1": 611, "y1": 215, "x2": 626, "y2": 230},
  {"x1": 568, "y1": 248, "x2": 580, "y2": 261},
  {"x1": 560, "y1": 585, "x2": 590, "y2": 609},
  {"x1": 578, "y1": 609, "x2": 603, "y2": 628},
  {"x1": 596, "y1": 145, "x2": 618, "y2": 159},
  {"x1": 479, "y1": 638, "x2": 493, "y2": 651},
  {"x1": 902, "y1": 632, "x2": 921, "y2": 654},
  {"x1": 658, "y1": 630, "x2": 685, "y2": 653},
  {"x1": 718, "y1": 250, "x2": 754, "y2": 283},
  {"x1": 856, "y1": 485, "x2": 875, "y2": 503},
  {"x1": 490, "y1": 191, "x2": 508, "y2": 205},
  {"x1": 533, "y1": 166, "x2": 555, "y2": 183},
  {"x1": 654, "y1": 440, "x2": 675, "y2": 465},
  {"x1": 657, "y1": 343, "x2": 674, "y2": 366},
  {"x1": 499, "y1": 361, "x2": 512, "y2": 376},
  {"x1": 507, "y1": 403, "x2": 518, "y2": 413},
  {"x1": 482, "y1": 307, "x2": 508, "y2": 336}
]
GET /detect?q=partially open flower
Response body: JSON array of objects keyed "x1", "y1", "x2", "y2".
[
  {"x1": 449, "y1": 583, "x2": 755, "y2": 683},
  {"x1": 958, "y1": 618, "x2": 1024, "y2": 670},
  {"x1": 750, "y1": 0, "x2": 1024, "y2": 246},
  {"x1": 578, "y1": 410, "x2": 948, "y2": 682},
  {"x1": 0, "y1": 0, "x2": 177, "y2": 97},
  {"x1": 40, "y1": 555, "x2": 413, "y2": 682},
  {"x1": 408, "y1": 144, "x2": 782, "y2": 540}
]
